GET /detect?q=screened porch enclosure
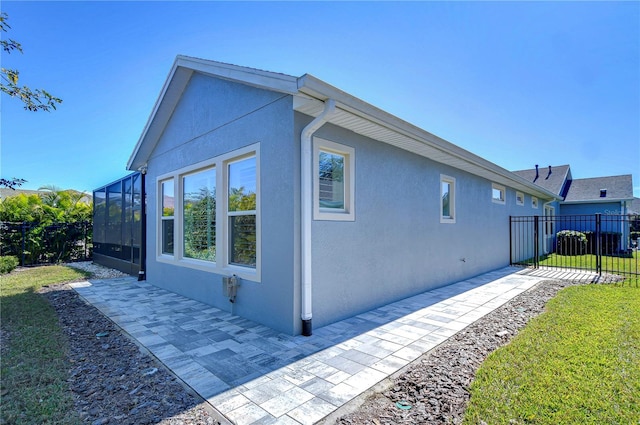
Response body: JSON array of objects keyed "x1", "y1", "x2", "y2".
[{"x1": 93, "y1": 172, "x2": 143, "y2": 275}]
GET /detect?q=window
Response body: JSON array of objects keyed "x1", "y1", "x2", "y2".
[
  {"x1": 313, "y1": 138, "x2": 355, "y2": 221},
  {"x1": 516, "y1": 191, "x2": 524, "y2": 206},
  {"x1": 440, "y1": 175, "x2": 456, "y2": 223},
  {"x1": 531, "y1": 196, "x2": 539, "y2": 209},
  {"x1": 492, "y1": 183, "x2": 505, "y2": 204},
  {"x1": 183, "y1": 167, "x2": 216, "y2": 262},
  {"x1": 227, "y1": 156, "x2": 257, "y2": 268},
  {"x1": 160, "y1": 179, "x2": 175, "y2": 255},
  {"x1": 156, "y1": 144, "x2": 260, "y2": 281}
]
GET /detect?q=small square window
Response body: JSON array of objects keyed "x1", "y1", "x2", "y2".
[
  {"x1": 440, "y1": 175, "x2": 456, "y2": 223},
  {"x1": 313, "y1": 138, "x2": 355, "y2": 221},
  {"x1": 492, "y1": 183, "x2": 505, "y2": 204},
  {"x1": 516, "y1": 191, "x2": 524, "y2": 206},
  {"x1": 531, "y1": 196, "x2": 539, "y2": 209}
]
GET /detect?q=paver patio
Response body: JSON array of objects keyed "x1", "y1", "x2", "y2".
[{"x1": 70, "y1": 266, "x2": 552, "y2": 424}]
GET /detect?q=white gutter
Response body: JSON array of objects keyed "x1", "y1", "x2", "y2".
[{"x1": 300, "y1": 99, "x2": 336, "y2": 336}]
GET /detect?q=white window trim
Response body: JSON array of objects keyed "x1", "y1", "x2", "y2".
[
  {"x1": 516, "y1": 191, "x2": 525, "y2": 206},
  {"x1": 531, "y1": 196, "x2": 539, "y2": 209},
  {"x1": 492, "y1": 183, "x2": 506, "y2": 205},
  {"x1": 158, "y1": 178, "x2": 175, "y2": 259},
  {"x1": 155, "y1": 143, "x2": 261, "y2": 282},
  {"x1": 313, "y1": 138, "x2": 355, "y2": 221},
  {"x1": 440, "y1": 174, "x2": 456, "y2": 224},
  {"x1": 221, "y1": 147, "x2": 261, "y2": 279}
]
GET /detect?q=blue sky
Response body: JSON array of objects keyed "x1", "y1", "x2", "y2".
[{"x1": 2, "y1": 1, "x2": 639, "y2": 197}]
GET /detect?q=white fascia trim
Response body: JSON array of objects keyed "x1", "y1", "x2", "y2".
[
  {"x1": 561, "y1": 198, "x2": 634, "y2": 205},
  {"x1": 175, "y1": 55, "x2": 299, "y2": 94},
  {"x1": 128, "y1": 61, "x2": 192, "y2": 171},
  {"x1": 297, "y1": 74, "x2": 560, "y2": 202}
]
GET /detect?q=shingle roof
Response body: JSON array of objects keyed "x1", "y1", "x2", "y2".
[
  {"x1": 512, "y1": 165, "x2": 571, "y2": 196},
  {"x1": 563, "y1": 175, "x2": 633, "y2": 203}
]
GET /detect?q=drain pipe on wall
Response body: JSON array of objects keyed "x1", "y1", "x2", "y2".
[{"x1": 300, "y1": 99, "x2": 336, "y2": 336}]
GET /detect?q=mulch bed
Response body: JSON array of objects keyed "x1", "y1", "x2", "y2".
[{"x1": 40, "y1": 284, "x2": 220, "y2": 425}]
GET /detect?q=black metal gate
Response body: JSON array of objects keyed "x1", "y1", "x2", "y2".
[{"x1": 510, "y1": 214, "x2": 639, "y2": 281}]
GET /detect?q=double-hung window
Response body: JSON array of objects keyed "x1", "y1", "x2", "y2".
[
  {"x1": 440, "y1": 175, "x2": 456, "y2": 223},
  {"x1": 227, "y1": 156, "x2": 257, "y2": 268},
  {"x1": 313, "y1": 138, "x2": 355, "y2": 221},
  {"x1": 160, "y1": 179, "x2": 175, "y2": 255}
]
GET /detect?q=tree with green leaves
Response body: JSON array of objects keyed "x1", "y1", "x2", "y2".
[{"x1": 1, "y1": 12, "x2": 62, "y2": 112}]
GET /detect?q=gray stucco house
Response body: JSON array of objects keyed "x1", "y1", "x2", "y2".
[
  {"x1": 126, "y1": 56, "x2": 559, "y2": 336},
  {"x1": 513, "y1": 164, "x2": 634, "y2": 217},
  {"x1": 513, "y1": 165, "x2": 634, "y2": 251}
]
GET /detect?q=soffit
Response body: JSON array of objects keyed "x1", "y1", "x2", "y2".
[{"x1": 294, "y1": 94, "x2": 558, "y2": 201}]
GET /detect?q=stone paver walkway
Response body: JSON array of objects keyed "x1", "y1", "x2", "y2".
[{"x1": 70, "y1": 267, "x2": 549, "y2": 424}]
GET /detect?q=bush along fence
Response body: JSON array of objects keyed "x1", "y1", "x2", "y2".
[
  {"x1": 0, "y1": 221, "x2": 92, "y2": 266},
  {"x1": 510, "y1": 214, "x2": 639, "y2": 281}
]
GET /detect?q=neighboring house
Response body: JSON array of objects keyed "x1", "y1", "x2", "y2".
[
  {"x1": 628, "y1": 197, "x2": 640, "y2": 216},
  {"x1": 513, "y1": 165, "x2": 634, "y2": 251},
  {"x1": 125, "y1": 56, "x2": 559, "y2": 335}
]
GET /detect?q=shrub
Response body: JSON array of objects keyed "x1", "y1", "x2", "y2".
[
  {"x1": 0, "y1": 255, "x2": 19, "y2": 274},
  {"x1": 556, "y1": 230, "x2": 587, "y2": 255}
]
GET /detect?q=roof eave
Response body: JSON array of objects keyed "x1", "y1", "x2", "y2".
[
  {"x1": 297, "y1": 74, "x2": 560, "y2": 201},
  {"x1": 561, "y1": 197, "x2": 634, "y2": 204}
]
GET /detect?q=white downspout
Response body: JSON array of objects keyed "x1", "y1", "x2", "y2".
[{"x1": 300, "y1": 99, "x2": 336, "y2": 336}]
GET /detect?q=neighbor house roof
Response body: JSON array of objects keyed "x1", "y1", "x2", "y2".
[
  {"x1": 127, "y1": 56, "x2": 560, "y2": 201},
  {"x1": 0, "y1": 188, "x2": 92, "y2": 204},
  {"x1": 563, "y1": 175, "x2": 634, "y2": 203},
  {"x1": 0, "y1": 188, "x2": 43, "y2": 199},
  {"x1": 512, "y1": 165, "x2": 571, "y2": 197}
]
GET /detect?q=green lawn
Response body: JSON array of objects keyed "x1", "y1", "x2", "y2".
[
  {"x1": 0, "y1": 266, "x2": 90, "y2": 425},
  {"x1": 464, "y1": 283, "x2": 640, "y2": 424},
  {"x1": 537, "y1": 251, "x2": 639, "y2": 283}
]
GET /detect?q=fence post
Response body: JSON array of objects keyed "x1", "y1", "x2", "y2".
[
  {"x1": 595, "y1": 213, "x2": 601, "y2": 275},
  {"x1": 509, "y1": 216, "x2": 513, "y2": 266},
  {"x1": 21, "y1": 222, "x2": 26, "y2": 267},
  {"x1": 534, "y1": 215, "x2": 539, "y2": 269}
]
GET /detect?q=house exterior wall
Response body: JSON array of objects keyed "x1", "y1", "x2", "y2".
[
  {"x1": 142, "y1": 73, "x2": 553, "y2": 335},
  {"x1": 144, "y1": 73, "x2": 301, "y2": 334},
  {"x1": 559, "y1": 202, "x2": 629, "y2": 249},
  {"x1": 298, "y1": 115, "x2": 546, "y2": 328}
]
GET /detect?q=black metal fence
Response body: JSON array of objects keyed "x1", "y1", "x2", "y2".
[
  {"x1": 0, "y1": 221, "x2": 92, "y2": 266},
  {"x1": 510, "y1": 214, "x2": 639, "y2": 281}
]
